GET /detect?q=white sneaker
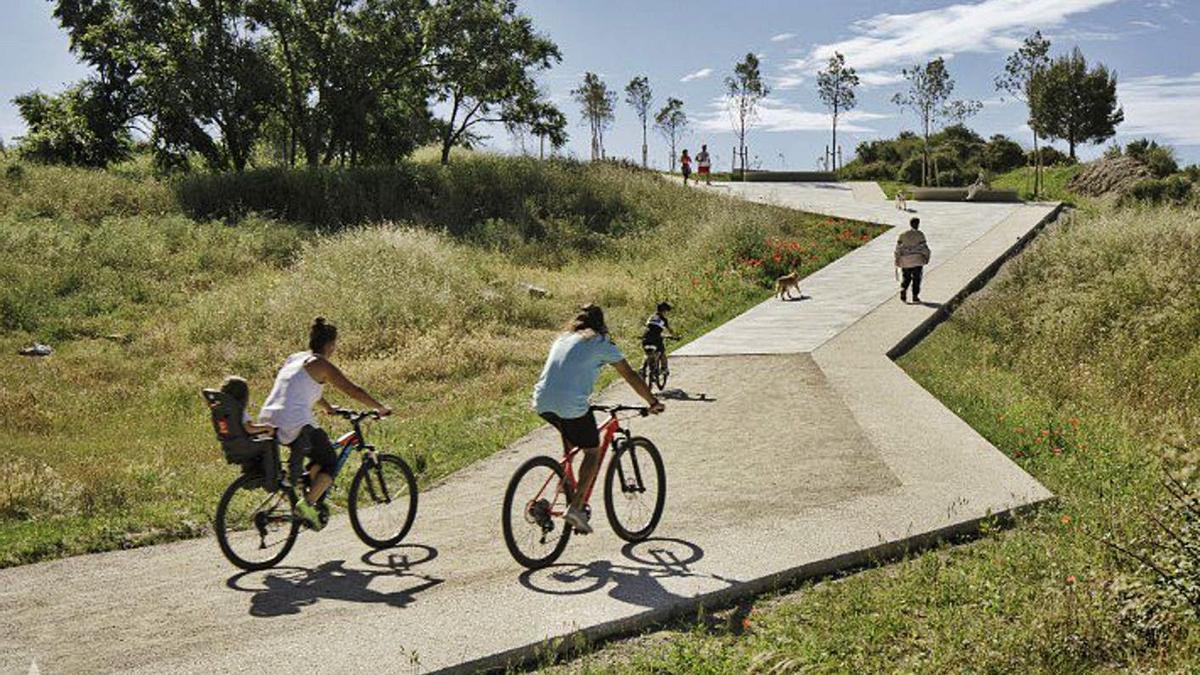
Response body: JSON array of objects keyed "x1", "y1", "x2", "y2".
[{"x1": 564, "y1": 505, "x2": 593, "y2": 534}]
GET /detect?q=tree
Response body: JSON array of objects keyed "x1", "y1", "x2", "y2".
[
  {"x1": 654, "y1": 98, "x2": 687, "y2": 171},
  {"x1": 625, "y1": 75, "x2": 653, "y2": 168},
  {"x1": 572, "y1": 72, "x2": 616, "y2": 161},
  {"x1": 527, "y1": 101, "x2": 568, "y2": 159},
  {"x1": 53, "y1": 0, "x2": 281, "y2": 172},
  {"x1": 1032, "y1": 47, "x2": 1123, "y2": 160},
  {"x1": 725, "y1": 53, "x2": 769, "y2": 177},
  {"x1": 996, "y1": 31, "x2": 1051, "y2": 196},
  {"x1": 816, "y1": 52, "x2": 858, "y2": 172},
  {"x1": 13, "y1": 82, "x2": 132, "y2": 167},
  {"x1": 249, "y1": 0, "x2": 432, "y2": 168},
  {"x1": 892, "y1": 57, "x2": 980, "y2": 186},
  {"x1": 427, "y1": 0, "x2": 561, "y2": 164}
]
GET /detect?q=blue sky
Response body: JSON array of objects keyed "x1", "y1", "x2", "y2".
[{"x1": 3, "y1": 0, "x2": 1199, "y2": 167}]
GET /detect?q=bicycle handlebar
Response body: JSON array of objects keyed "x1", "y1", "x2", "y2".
[
  {"x1": 330, "y1": 407, "x2": 383, "y2": 423},
  {"x1": 589, "y1": 404, "x2": 650, "y2": 417}
]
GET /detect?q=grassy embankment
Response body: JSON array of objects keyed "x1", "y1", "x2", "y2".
[
  {"x1": 0, "y1": 155, "x2": 882, "y2": 567},
  {"x1": 878, "y1": 163, "x2": 1084, "y2": 203},
  {"x1": 545, "y1": 199, "x2": 1200, "y2": 672}
]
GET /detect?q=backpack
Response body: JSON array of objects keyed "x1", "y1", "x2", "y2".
[{"x1": 201, "y1": 389, "x2": 282, "y2": 490}]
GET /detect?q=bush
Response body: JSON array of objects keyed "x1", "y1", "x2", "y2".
[
  {"x1": 898, "y1": 156, "x2": 925, "y2": 184},
  {"x1": 1119, "y1": 176, "x2": 1193, "y2": 207},
  {"x1": 839, "y1": 160, "x2": 893, "y2": 181},
  {"x1": 1125, "y1": 139, "x2": 1179, "y2": 178},
  {"x1": 983, "y1": 135, "x2": 1027, "y2": 173},
  {"x1": 1028, "y1": 146, "x2": 1073, "y2": 166}
]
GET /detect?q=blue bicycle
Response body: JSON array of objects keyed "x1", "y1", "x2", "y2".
[{"x1": 209, "y1": 402, "x2": 418, "y2": 571}]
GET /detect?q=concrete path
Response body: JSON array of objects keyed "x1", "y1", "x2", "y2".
[{"x1": 0, "y1": 184, "x2": 1058, "y2": 675}]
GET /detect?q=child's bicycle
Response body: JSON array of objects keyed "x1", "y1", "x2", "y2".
[
  {"x1": 205, "y1": 393, "x2": 418, "y2": 571},
  {"x1": 501, "y1": 404, "x2": 666, "y2": 569},
  {"x1": 639, "y1": 336, "x2": 680, "y2": 391}
]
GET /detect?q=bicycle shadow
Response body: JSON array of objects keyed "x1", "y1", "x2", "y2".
[
  {"x1": 225, "y1": 544, "x2": 443, "y2": 618},
  {"x1": 657, "y1": 388, "x2": 716, "y2": 403},
  {"x1": 517, "y1": 538, "x2": 739, "y2": 610}
]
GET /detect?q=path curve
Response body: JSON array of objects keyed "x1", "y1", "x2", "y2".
[{"x1": 0, "y1": 183, "x2": 1058, "y2": 674}]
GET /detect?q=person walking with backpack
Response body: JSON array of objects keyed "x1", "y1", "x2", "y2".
[{"x1": 895, "y1": 217, "x2": 931, "y2": 304}]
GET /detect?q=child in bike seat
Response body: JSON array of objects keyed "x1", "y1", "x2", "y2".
[
  {"x1": 641, "y1": 301, "x2": 677, "y2": 374},
  {"x1": 220, "y1": 376, "x2": 275, "y2": 436}
]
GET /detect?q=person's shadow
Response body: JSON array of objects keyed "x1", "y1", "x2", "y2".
[
  {"x1": 658, "y1": 388, "x2": 715, "y2": 403},
  {"x1": 782, "y1": 294, "x2": 812, "y2": 302},
  {"x1": 517, "y1": 538, "x2": 738, "y2": 610},
  {"x1": 226, "y1": 544, "x2": 443, "y2": 618}
]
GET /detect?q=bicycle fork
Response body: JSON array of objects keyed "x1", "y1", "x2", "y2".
[{"x1": 612, "y1": 438, "x2": 647, "y2": 495}]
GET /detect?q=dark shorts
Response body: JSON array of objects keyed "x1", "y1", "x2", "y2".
[
  {"x1": 540, "y1": 410, "x2": 600, "y2": 450},
  {"x1": 641, "y1": 337, "x2": 665, "y2": 354},
  {"x1": 288, "y1": 425, "x2": 338, "y2": 476},
  {"x1": 682, "y1": 166, "x2": 691, "y2": 176}
]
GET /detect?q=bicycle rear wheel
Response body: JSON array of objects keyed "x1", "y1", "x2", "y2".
[
  {"x1": 215, "y1": 474, "x2": 300, "y2": 571},
  {"x1": 348, "y1": 453, "x2": 419, "y2": 549},
  {"x1": 654, "y1": 354, "x2": 669, "y2": 390},
  {"x1": 502, "y1": 456, "x2": 572, "y2": 569},
  {"x1": 641, "y1": 352, "x2": 658, "y2": 389},
  {"x1": 604, "y1": 437, "x2": 666, "y2": 542}
]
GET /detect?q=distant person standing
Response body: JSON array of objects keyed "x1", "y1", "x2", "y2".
[
  {"x1": 895, "y1": 217, "x2": 931, "y2": 304},
  {"x1": 696, "y1": 144, "x2": 712, "y2": 185},
  {"x1": 680, "y1": 149, "x2": 692, "y2": 185}
]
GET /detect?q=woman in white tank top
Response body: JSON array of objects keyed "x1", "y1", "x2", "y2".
[{"x1": 258, "y1": 317, "x2": 391, "y2": 530}]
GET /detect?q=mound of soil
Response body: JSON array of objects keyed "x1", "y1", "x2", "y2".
[{"x1": 1067, "y1": 156, "x2": 1153, "y2": 198}]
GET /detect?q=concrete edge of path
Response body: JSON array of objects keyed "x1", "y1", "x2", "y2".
[
  {"x1": 451, "y1": 506, "x2": 1043, "y2": 674},
  {"x1": 449, "y1": 203, "x2": 1065, "y2": 674}
]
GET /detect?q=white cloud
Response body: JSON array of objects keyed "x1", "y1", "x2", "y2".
[
  {"x1": 770, "y1": 33, "x2": 797, "y2": 42},
  {"x1": 694, "y1": 96, "x2": 891, "y2": 134},
  {"x1": 857, "y1": 70, "x2": 907, "y2": 87},
  {"x1": 1129, "y1": 19, "x2": 1161, "y2": 28},
  {"x1": 681, "y1": 67, "x2": 713, "y2": 83},
  {"x1": 1118, "y1": 72, "x2": 1200, "y2": 145},
  {"x1": 782, "y1": 0, "x2": 1119, "y2": 81}
]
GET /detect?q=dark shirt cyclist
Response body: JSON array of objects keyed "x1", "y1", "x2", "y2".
[{"x1": 641, "y1": 301, "x2": 677, "y2": 374}]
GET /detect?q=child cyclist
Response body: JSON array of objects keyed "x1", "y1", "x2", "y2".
[
  {"x1": 532, "y1": 304, "x2": 664, "y2": 534},
  {"x1": 641, "y1": 301, "x2": 678, "y2": 376}
]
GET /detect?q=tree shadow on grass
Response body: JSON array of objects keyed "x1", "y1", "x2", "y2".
[{"x1": 225, "y1": 544, "x2": 443, "y2": 618}]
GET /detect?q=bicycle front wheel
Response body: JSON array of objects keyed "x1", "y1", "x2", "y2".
[
  {"x1": 348, "y1": 453, "x2": 419, "y2": 549},
  {"x1": 604, "y1": 437, "x2": 666, "y2": 542},
  {"x1": 502, "y1": 456, "x2": 572, "y2": 569},
  {"x1": 215, "y1": 473, "x2": 300, "y2": 571}
]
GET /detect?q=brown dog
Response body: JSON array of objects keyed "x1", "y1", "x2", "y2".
[{"x1": 775, "y1": 270, "x2": 801, "y2": 300}]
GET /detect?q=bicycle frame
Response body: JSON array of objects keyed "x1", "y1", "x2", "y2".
[{"x1": 534, "y1": 412, "x2": 629, "y2": 517}]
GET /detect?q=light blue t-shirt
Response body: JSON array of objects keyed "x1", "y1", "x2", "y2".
[{"x1": 532, "y1": 332, "x2": 625, "y2": 418}]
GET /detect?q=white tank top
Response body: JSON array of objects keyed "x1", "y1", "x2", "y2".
[{"x1": 258, "y1": 351, "x2": 324, "y2": 444}]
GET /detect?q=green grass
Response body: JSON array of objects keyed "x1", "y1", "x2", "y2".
[
  {"x1": 0, "y1": 154, "x2": 883, "y2": 566},
  {"x1": 541, "y1": 203, "x2": 1200, "y2": 673},
  {"x1": 877, "y1": 180, "x2": 910, "y2": 200},
  {"x1": 993, "y1": 164, "x2": 1085, "y2": 203}
]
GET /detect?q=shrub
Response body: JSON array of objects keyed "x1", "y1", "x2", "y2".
[
  {"x1": 1119, "y1": 176, "x2": 1193, "y2": 206},
  {"x1": 1125, "y1": 139, "x2": 1179, "y2": 178},
  {"x1": 898, "y1": 156, "x2": 925, "y2": 184},
  {"x1": 983, "y1": 135, "x2": 1027, "y2": 173},
  {"x1": 1028, "y1": 146, "x2": 1073, "y2": 166}
]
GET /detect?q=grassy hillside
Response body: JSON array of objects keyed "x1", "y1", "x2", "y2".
[
  {"x1": 546, "y1": 203, "x2": 1200, "y2": 673},
  {"x1": 0, "y1": 155, "x2": 882, "y2": 566}
]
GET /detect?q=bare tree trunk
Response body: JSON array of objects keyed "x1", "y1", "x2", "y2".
[{"x1": 831, "y1": 101, "x2": 839, "y2": 172}]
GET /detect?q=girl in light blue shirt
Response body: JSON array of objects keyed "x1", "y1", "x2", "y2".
[{"x1": 531, "y1": 304, "x2": 664, "y2": 533}]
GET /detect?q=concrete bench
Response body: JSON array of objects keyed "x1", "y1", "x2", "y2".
[{"x1": 910, "y1": 187, "x2": 1021, "y2": 202}]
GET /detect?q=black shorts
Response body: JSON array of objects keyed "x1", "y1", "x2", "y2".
[
  {"x1": 540, "y1": 411, "x2": 600, "y2": 450},
  {"x1": 641, "y1": 337, "x2": 665, "y2": 354},
  {"x1": 288, "y1": 425, "x2": 338, "y2": 476}
]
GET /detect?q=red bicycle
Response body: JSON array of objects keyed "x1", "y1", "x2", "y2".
[{"x1": 501, "y1": 404, "x2": 667, "y2": 569}]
